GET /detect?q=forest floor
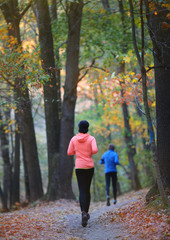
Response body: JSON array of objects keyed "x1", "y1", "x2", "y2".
[{"x1": 0, "y1": 188, "x2": 169, "y2": 240}]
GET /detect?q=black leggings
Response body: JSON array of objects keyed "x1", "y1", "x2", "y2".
[
  {"x1": 105, "y1": 172, "x2": 117, "y2": 200},
  {"x1": 75, "y1": 168, "x2": 94, "y2": 213}
]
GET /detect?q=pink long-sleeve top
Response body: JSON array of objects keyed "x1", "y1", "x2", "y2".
[{"x1": 67, "y1": 133, "x2": 98, "y2": 169}]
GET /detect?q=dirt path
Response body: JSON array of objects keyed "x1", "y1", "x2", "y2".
[
  {"x1": 65, "y1": 196, "x2": 139, "y2": 240},
  {"x1": 0, "y1": 190, "x2": 147, "y2": 240}
]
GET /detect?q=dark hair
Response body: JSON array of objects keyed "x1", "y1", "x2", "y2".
[
  {"x1": 78, "y1": 120, "x2": 89, "y2": 133},
  {"x1": 108, "y1": 143, "x2": 115, "y2": 150}
]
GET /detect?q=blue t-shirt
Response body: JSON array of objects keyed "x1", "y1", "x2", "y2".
[{"x1": 100, "y1": 150, "x2": 119, "y2": 173}]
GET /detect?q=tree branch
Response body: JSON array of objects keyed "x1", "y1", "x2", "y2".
[
  {"x1": 129, "y1": 0, "x2": 142, "y2": 67},
  {"x1": 56, "y1": 41, "x2": 67, "y2": 51},
  {"x1": 119, "y1": 164, "x2": 131, "y2": 179},
  {"x1": 78, "y1": 49, "x2": 105, "y2": 81},
  {"x1": 138, "y1": 65, "x2": 169, "y2": 82},
  {"x1": 91, "y1": 66, "x2": 108, "y2": 72},
  {"x1": 59, "y1": 0, "x2": 67, "y2": 14},
  {"x1": 19, "y1": 0, "x2": 33, "y2": 21},
  {"x1": 0, "y1": 74, "x2": 15, "y2": 88},
  {"x1": 125, "y1": 78, "x2": 146, "y2": 115}
]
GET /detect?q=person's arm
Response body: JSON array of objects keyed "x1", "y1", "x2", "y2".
[
  {"x1": 99, "y1": 153, "x2": 105, "y2": 164},
  {"x1": 114, "y1": 153, "x2": 120, "y2": 165},
  {"x1": 99, "y1": 157, "x2": 105, "y2": 164},
  {"x1": 91, "y1": 137, "x2": 98, "y2": 155},
  {"x1": 67, "y1": 138, "x2": 75, "y2": 155}
]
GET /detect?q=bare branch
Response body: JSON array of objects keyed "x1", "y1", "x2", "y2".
[
  {"x1": 56, "y1": 41, "x2": 67, "y2": 51},
  {"x1": 78, "y1": 49, "x2": 105, "y2": 81},
  {"x1": 91, "y1": 66, "x2": 108, "y2": 72},
  {"x1": 119, "y1": 164, "x2": 131, "y2": 179},
  {"x1": 59, "y1": 0, "x2": 67, "y2": 14},
  {"x1": 138, "y1": 65, "x2": 169, "y2": 82},
  {"x1": 0, "y1": 74, "x2": 15, "y2": 88},
  {"x1": 19, "y1": 0, "x2": 33, "y2": 21},
  {"x1": 125, "y1": 79, "x2": 146, "y2": 116}
]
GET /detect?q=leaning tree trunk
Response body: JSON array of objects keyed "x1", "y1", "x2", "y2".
[
  {"x1": 34, "y1": 0, "x2": 61, "y2": 198},
  {"x1": 59, "y1": 0, "x2": 84, "y2": 199}
]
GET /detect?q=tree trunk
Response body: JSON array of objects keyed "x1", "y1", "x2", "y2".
[
  {"x1": 129, "y1": 0, "x2": 168, "y2": 205},
  {"x1": 59, "y1": 0, "x2": 84, "y2": 199},
  {"x1": 0, "y1": 108, "x2": 12, "y2": 208},
  {"x1": 11, "y1": 121, "x2": 20, "y2": 205},
  {"x1": 17, "y1": 86, "x2": 44, "y2": 201},
  {"x1": 0, "y1": 185, "x2": 8, "y2": 212},
  {"x1": 117, "y1": 0, "x2": 141, "y2": 191},
  {"x1": 121, "y1": 99, "x2": 141, "y2": 190},
  {"x1": 118, "y1": 63, "x2": 141, "y2": 190},
  {"x1": 1, "y1": 1, "x2": 44, "y2": 202},
  {"x1": 22, "y1": 142, "x2": 30, "y2": 201},
  {"x1": 144, "y1": 1, "x2": 170, "y2": 190},
  {"x1": 33, "y1": 0, "x2": 61, "y2": 198},
  {"x1": 50, "y1": 0, "x2": 57, "y2": 20}
]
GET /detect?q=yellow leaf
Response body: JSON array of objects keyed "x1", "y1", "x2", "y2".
[
  {"x1": 124, "y1": 55, "x2": 131, "y2": 63},
  {"x1": 8, "y1": 120, "x2": 13, "y2": 125},
  {"x1": 132, "y1": 78, "x2": 138, "y2": 83}
]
